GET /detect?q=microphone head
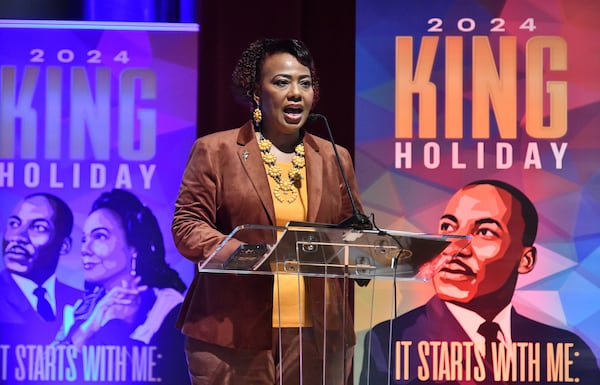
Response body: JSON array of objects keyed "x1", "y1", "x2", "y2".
[{"x1": 338, "y1": 212, "x2": 373, "y2": 230}]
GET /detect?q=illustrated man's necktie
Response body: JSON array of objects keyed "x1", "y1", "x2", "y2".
[
  {"x1": 477, "y1": 320, "x2": 500, "y2": 363},
  {"x1": 33, "y1": 286, "x2": 56, "y2": 321}
]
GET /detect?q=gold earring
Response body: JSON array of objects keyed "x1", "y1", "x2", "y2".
[{"x1": 253, "y1": 107, "x2": 262, "y2": 125}]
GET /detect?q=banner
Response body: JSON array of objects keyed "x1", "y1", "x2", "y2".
[
  {"x1": 355, "y1": 1, "x2": 599, "y2": 384},
  {"x1": 0, "y1": 20, "x2": 198, "y2": 384}
]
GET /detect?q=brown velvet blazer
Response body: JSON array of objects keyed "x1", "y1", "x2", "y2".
[{"x1": 172, "y1": 121, "x2": 364, "y2": 351}]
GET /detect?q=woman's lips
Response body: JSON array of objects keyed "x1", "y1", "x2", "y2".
[
  {"x1": 283, "y1": 107, "x2": 304, "y2": 123},
  {"x1": 82, "y1": 261, "x2": 100, "y2": 270}
]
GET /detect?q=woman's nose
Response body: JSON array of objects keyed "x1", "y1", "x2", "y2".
[
  {"x1": 288, "y1": 83, "x2": 301, "y2": 98},
  {"x1": 81, "y1": 239, "x2": 92, "y2": 256}
]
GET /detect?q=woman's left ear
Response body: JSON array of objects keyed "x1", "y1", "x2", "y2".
[
  {"x1": 253, "y1": 93, "x2": 260, "y2": 106},
  {"x1": 518, "y1": 246, "x2": 536, "y2": 274}
]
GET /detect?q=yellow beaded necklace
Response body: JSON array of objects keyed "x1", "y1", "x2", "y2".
[{"x1": 258, "y1": 135, "x2": 305, "y2": 203}]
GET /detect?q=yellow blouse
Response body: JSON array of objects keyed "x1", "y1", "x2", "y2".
[{"x1": 265, "y1": 161, "x2": 312, "y2": 327}]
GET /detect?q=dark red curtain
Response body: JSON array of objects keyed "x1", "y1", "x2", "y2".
[{"x1": 195, "y1": 0, "x2": 356, "y2": 155}]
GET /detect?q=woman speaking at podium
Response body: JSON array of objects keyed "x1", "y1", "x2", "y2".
[{"x1": 172, "y1": 38, "x2": 365, "y2": 385}]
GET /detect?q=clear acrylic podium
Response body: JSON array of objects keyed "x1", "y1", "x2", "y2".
[
  {"x1": 196, "y1": 222, "x2": 459, "y2": 385},
  {"x1": 198, "y1": 221, "x2": 454, "y2": 279}
]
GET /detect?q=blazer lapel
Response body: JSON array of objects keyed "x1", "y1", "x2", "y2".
[
  {"x1": 303, "y1": 134, "x2": 323, "y2": 223},
  {"x1": 236, "y1": 122, "x2": 275, "y2": 225},
  {"x1": 235, "y1": 126, "x2": 325, "y2": 225}
]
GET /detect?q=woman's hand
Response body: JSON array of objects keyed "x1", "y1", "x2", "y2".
[
  {"x1": 72, "y1": 277, "x2": 148, "y2": 348},
  {"x1": 99, "y1": 277, "x2": 148, "y2": 325}
]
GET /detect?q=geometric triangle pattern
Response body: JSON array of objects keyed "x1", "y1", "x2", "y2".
[{"x1": 355, "y1": 0, "x2": 600, "y2": 369}]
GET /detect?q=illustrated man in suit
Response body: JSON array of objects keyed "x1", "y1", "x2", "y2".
[
  {"x1": 0, "y1": 193, "x2": 82, "y2": 342},
  {"x1": 360, "y1": 179, "x2": 599, "y2": 385}
]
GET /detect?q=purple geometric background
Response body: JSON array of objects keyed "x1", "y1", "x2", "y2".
[{"x1": 0, "y1": 21, "x2": 198, "y2": 288}]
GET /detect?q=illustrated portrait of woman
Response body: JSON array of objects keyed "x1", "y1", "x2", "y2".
[{"x1": 54, "y1": 189, "x2": 190, "y2": 384}]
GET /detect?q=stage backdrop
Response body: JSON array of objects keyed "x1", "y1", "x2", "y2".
[
  {"x1": 354, "y1": 0, "x2": 599, "y2": 384},
  {"x1": 0, "y1": 20, "x2": 198, "y2": 384}
]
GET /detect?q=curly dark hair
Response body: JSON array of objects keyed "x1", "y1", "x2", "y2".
[
  {"x1": 231, "y1": 38, "x2": 320, "y2": 109},
  {"x1": 90, "y1": 189, "x2": 186, "y2": 293}
]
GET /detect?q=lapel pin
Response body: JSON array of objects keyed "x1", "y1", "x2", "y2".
[{"x1": 242, "y1": 151, "x2": 249, "y2": 161}]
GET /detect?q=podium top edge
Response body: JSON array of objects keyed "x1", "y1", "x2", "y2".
[{"x1": 231, "y1": 222, "x2": 468, "y2": 242}]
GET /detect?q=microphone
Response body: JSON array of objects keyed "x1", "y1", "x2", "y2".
[{"x1": 309, "y1": 113, "x2": 373, "y2": 230}]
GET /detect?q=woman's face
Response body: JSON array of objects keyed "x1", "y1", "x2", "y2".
[
  {"x1": 256, "y1": 52, "x2": 314, "y2": 138},
  {"x1": 81, "y1": 208, "x2": 133, "y2": 288}
]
